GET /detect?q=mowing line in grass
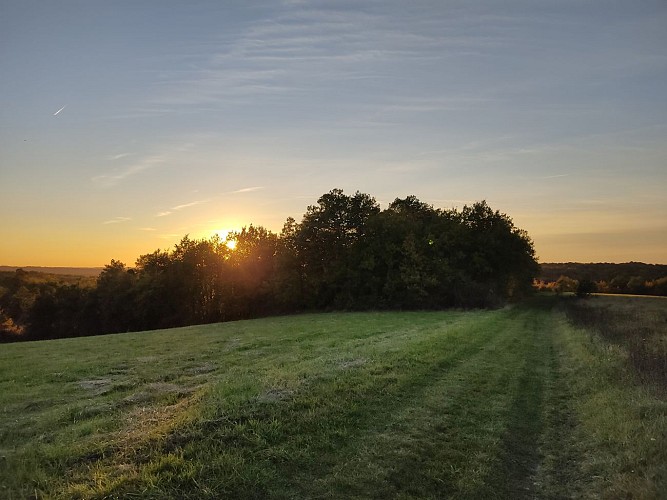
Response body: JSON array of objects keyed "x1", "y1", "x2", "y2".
[{"x1": 2, "y1": 300, "x2": 666, "y2": 499}]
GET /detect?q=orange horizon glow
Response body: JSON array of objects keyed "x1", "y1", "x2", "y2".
[
  {"x1": 1, "y1": 199, "x2": 666, "y2": 268},
  {"x1": 2, "y1": 224, "x2": 666, "y2": 268}
]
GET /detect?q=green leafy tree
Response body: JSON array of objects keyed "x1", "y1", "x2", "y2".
[
  {"x1": 295, "y1": 189, "x2": 380, "y2": 307},
  {"x1": 94, "y1": 260, "x2": 138, "y2": 333},
  {"x1": 134, "y1": 249, "x2": 175, "y2": 329},
  {"x1": 226, "y1": 225, "x2": 278, "y2": 318}
]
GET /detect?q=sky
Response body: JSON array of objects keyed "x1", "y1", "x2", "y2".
[{"x1": 1, "y1": 0, "x2": 666, "y2": 267}]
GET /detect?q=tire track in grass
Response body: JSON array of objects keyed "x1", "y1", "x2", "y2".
[
  {"x1": 293, "y1": 307, "x2": 541, "y2": 499},
  {"x1": 76, "y1": 309, "x2": 546, "y2": 498},
  {"x1": 481, "y1": 306, "x2": 552, "y2": 499},
  {"x1": 532, "y1": 315, "x2": 582, "y2": 499},
  {"x1": 160, "y1": 311, "x2": 505, "y2": 498}
]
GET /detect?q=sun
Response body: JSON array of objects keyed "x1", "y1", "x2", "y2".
[{"x1": 212, "y1": 229, "x2": 239, "y2": 250}]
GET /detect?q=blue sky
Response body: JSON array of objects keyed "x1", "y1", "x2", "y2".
[{"x1": 1, "y1": 0, "x2": 666, "y2": 266}]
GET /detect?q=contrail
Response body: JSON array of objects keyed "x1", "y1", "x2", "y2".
[{"x1": 53, "y1": 105, "x2": 67, "y2": 116}]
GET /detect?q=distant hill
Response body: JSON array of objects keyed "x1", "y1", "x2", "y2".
[
  {"x1": 539, "y1": 262, "x2": 667, "y2": 283},
  {"x1": 0, "y1": 266, "x2": 102, "y2": 277}
]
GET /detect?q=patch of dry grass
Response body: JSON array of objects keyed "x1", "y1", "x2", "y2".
[{"x1": 563, "y1": 295, "x2": 667, "y2": 389}]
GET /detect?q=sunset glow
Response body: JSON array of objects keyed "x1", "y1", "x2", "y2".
[{"x1": 1, "y1": 2, "x2": 665, "y2": 267}]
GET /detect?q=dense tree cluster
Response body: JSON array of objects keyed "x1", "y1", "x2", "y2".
[{"x1": 2, "y1": 190, "x2": 540, "y2": 341}]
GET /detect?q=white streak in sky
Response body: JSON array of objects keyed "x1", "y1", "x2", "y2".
[
  {"x1": 93, "y1": 155, "x2": 165, "y2": 187},
  {"x1": 230, "y1": 186, "x2": 264, "y2": 194},
  {"x1": 155, "y1": 199, "x2": 210, "y2": 218},
  {"x1": 53, "y1": 105, "x2": 67, "y2": 116},
  {"x1": 93, "y1": 140, "x2": 200, "y2": 188},
  {"x1": 108, "y1": 153, "x2": 133, "y2": 161},
  {"x1": 103, "y1": 217, "x2": 131, "y2": 225},
  {"x1": 171, "y1": 199, "x2": 210, "y2": 211}
]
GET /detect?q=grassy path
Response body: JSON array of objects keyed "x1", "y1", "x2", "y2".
[{"x1": 1, "y1": 299, "x2": 665, "y2": 498}]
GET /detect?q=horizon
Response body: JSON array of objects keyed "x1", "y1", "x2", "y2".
[
  {"x1": 1, "y1": 254, "x2": 666, "y2": 270},
  {"x1": 2, "y1": 1, "x2": 666, "y2": 267}
]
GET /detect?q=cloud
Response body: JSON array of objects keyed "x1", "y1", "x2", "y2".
[
  {"x1": 108, "y1": 153, "x2": 133, "y2": 161},
  {"x1": 540, "y1": 174, "x2": 570, "y2": 179},
  {"x1": 103, "y1": 217, "x2": 131, "y2": 225},
  {"x1": 171, "y1": 199, "x2": 209, "y2": 211},
  {"x1": 93, "y1": 141, "x2": 198, "y2": 188},
  {"x1": 230, "y1": 186, "x2": 264, "y2": 194},
  {"x1": 156, "y1": 199, "x2": 210, "y2": 217},
  {"x1": 380, "y1": 96, "x2": 494, "y2": 114},
  {"x1": 93, "y1": 155, "x2": 165, "y2": 187},
  {"x1": 149, "y1": 6, "x2": 511, "y2": 110}
]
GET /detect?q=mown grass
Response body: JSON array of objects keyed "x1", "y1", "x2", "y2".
[{"x1": 0, "y1": 298, "x2": 665, "y2": 498}]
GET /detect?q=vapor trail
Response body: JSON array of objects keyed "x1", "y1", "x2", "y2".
[{"x1": 53, "y1": 105, "x2": 67, "y2": 116}]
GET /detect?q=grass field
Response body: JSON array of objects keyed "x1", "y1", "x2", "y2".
[
  {"x1": 564, "y1": 294, "x2": 667, "y2": 389},
  {"x1": 1, "y1": 296, "x2": 665, "y2": 499}
]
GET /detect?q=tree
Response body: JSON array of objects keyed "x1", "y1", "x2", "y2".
[
  {"x1": 94, "y1": 260, "x2": 138, "y2": 333},
  {"x1": 626, "y1": 276, "x2": 647, "y2": 295},
  {"x1": 576, "y1": 279, "x2": 597, "y2": 298},
  {"x1": 27, "y1": 285, "x2": 93, "y2": 339},
  {"x1": 554, "y1": 275, "x2": 578, "y2": 295},
  {"x1": 448, "y1": 201, "x2": 539, "y2": 304},
  {"x1": 169, "y1": 236, "x2": 228, "y2": 324},
  {"x1": 295, "y1": 189, "x2": 380, "y2": 307},
  {"x1": 15, "y1": 189, "x2": 543, "y2": 340},
  {"x1": 134, "y1": 249, "x2": 174, "y2": 329},
  {"x1": 226, "y1": 225, "x2": 278, "y2": 318},
  {"x1": 273, "y1": 217, "x2": 305, "y2": 310}
]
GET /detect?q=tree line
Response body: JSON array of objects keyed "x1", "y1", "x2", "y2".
[
  {"x1": 535, "y1": 262, "x2": 667, "y2": 297},
  {"x1": 535, "y1": 275, "x2": 667, "y2": 297},
  {"x1": 1, "y1": 189, "x2": 539, "y2": 341}
]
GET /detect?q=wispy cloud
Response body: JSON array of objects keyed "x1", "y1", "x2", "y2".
[
  {"x1": 230, "y1": 186, "x2": 264, "y2": 194},
  {"x1": 93, "y1": 155, "x2": 165, "y2": 188},
  {"x1": 108, "y1": 153, "x2": 133, "y2": 161},
  {"x1": 149, "y1": 6, "x2": 511, "y2": 110},
  {"x1": 171, "y1": 199, "x2": 209, "y2": 211},
  {"x1": 156, "y1": 199, "x2": 210, "y2": 217},
  {"x1": 93, "y1": 142, "x2": 197, "y2": 188},
  {"x1": 380, "y1": 96, "x2": 493, "y2": 114},
  {"x1": 103, "y1": 217, "x2": 131, "y2": 225}
]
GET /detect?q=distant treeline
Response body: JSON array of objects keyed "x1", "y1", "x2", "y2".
[
  {"x1": 536, "y1": 262, "x2": 667, "y2": 296},
  {"x1": 0, "y1": 266, "x2": 103, "y2": 277},
  {"x1": 1, "y1": 189, "x2": 538, "y2": 341},
  {"x1": 539, "y1": 262, "x2": 667, "y2": 283}
]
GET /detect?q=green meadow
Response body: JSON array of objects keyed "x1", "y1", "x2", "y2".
[{"x1": 1, "y1": 296, "x2": 665, "y2": 499}]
